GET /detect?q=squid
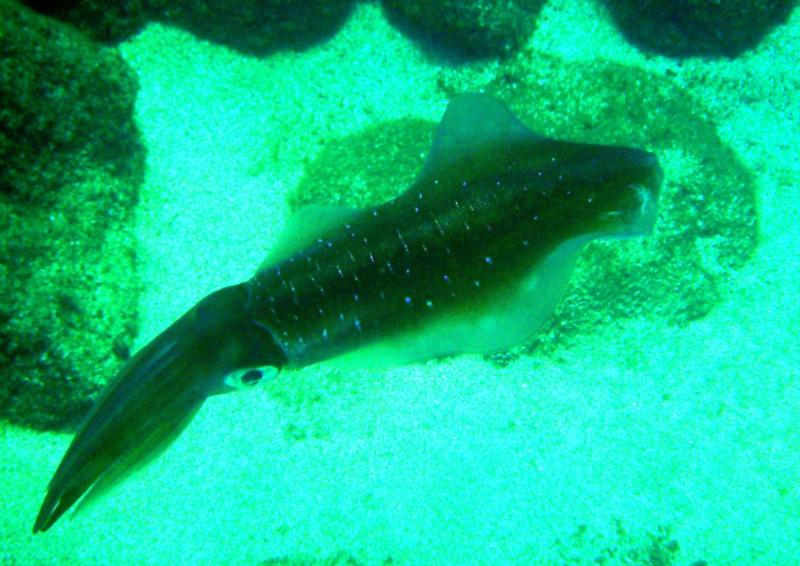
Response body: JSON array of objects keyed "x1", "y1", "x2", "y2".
[{"x1": 34, "y1": 94, "x2": 662, "y2": 532}]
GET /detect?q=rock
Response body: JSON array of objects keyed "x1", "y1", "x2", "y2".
[
  {"x1": 0, "y1": 0, "x2": 145, "y2": 429},
  {"x1": 21, "y1": 0, "x2": 150, "y2": 43},
  {"x1": 600, "y1": 0, "x2": 797, "y2": 58},
  {"x1": 381, "y1": 0, "x2": 547, "y2": 59},
  {"x1": 21, "y1": 0, "x2": 357, "y2": 57},
  {"x1": 289, "y1": 118, "x2": 433, "y2": 212},
  {"x1": 156, "y1": 0, "x2": 356, "y2": 56}
]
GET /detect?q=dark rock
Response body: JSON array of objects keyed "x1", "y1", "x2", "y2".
[
  {"x1": 21, "y1": 0, "x2": 357, "y2": 57},
  {"x1": 381, "y1": 0, "x2": 547, "y2": 59},
  {"x1": 156, "y1": 0, "x2": 356, "y2": 57},
  {"x1": 21, "y1": 0, "x2": 150, "y2": 43},
  {"x1": 600, "y1": 0, "x2": 797, "y2": 58},
  {"x1": 0, "y1": 0, "x2": 145, "y2": 429}
]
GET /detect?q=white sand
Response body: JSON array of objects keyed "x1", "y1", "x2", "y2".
[{"x1": 2, "y1": 3, "x2": 798, "y2": 564}]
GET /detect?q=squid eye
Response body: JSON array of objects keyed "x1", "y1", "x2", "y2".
[
  {"x1": 224, "y1": 366, "x2": 278, "y2": 390},
  {"x1": 241, "y1": 369, "x2": 263, "y2": 385}
]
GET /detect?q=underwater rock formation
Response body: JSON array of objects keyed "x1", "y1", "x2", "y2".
[
  {"x1": 21, "y1": 0, "x2": 150, "y2": 44},
  {"x1": 21, "y1": 0, "x2": 356, "y2": 56},
  {"x1": 24, "y1": 0, "x2": 549, "y2": 61},
  {"x1": 157, "y1": 0, "x2": 355, "y2": 56},
  {"x1": 600, "y1": 0, "x2": 797, "y2": 58},
  {"x1": 0, "y1": 0, "x2": 144, "y2": 429},
  {"x1": 381, "y1": 0, "x2": 547, "y2": 59}
]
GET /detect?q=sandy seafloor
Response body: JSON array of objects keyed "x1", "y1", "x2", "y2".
[{"x1": 2, "y1": 2, "x2": 799, "y2": 564}]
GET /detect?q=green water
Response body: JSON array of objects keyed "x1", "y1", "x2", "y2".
[{"x1": 2, "y1": 1, "x2": 798, "y2": 564}]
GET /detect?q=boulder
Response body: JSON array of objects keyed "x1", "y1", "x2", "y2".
[
  {"x1": 381, "y1": 0, "x2": 547, "y2": 59},
  {"x1": 600, "y1": 0, "x2": 797, "y2": 58},
  {"x1": 0, "y1": 0, "x2": 145, "y2": 429},
  {"x1": 22, "y1": 0, "x2": 356, "y2": 57}
]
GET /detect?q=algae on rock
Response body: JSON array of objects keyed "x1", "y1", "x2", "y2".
[
  {"x1": 22, "y1": 0, "x2": 357, "y2": 57},
  {"x1": 381, "y1": 0, "x2": 547, "y2": 59},
  {"x1": 0, "y1": 0, "x2": 145, "y2": 429},
  {"x1": 600, "y1": 0, "x2": 797, "y2": 58}
]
